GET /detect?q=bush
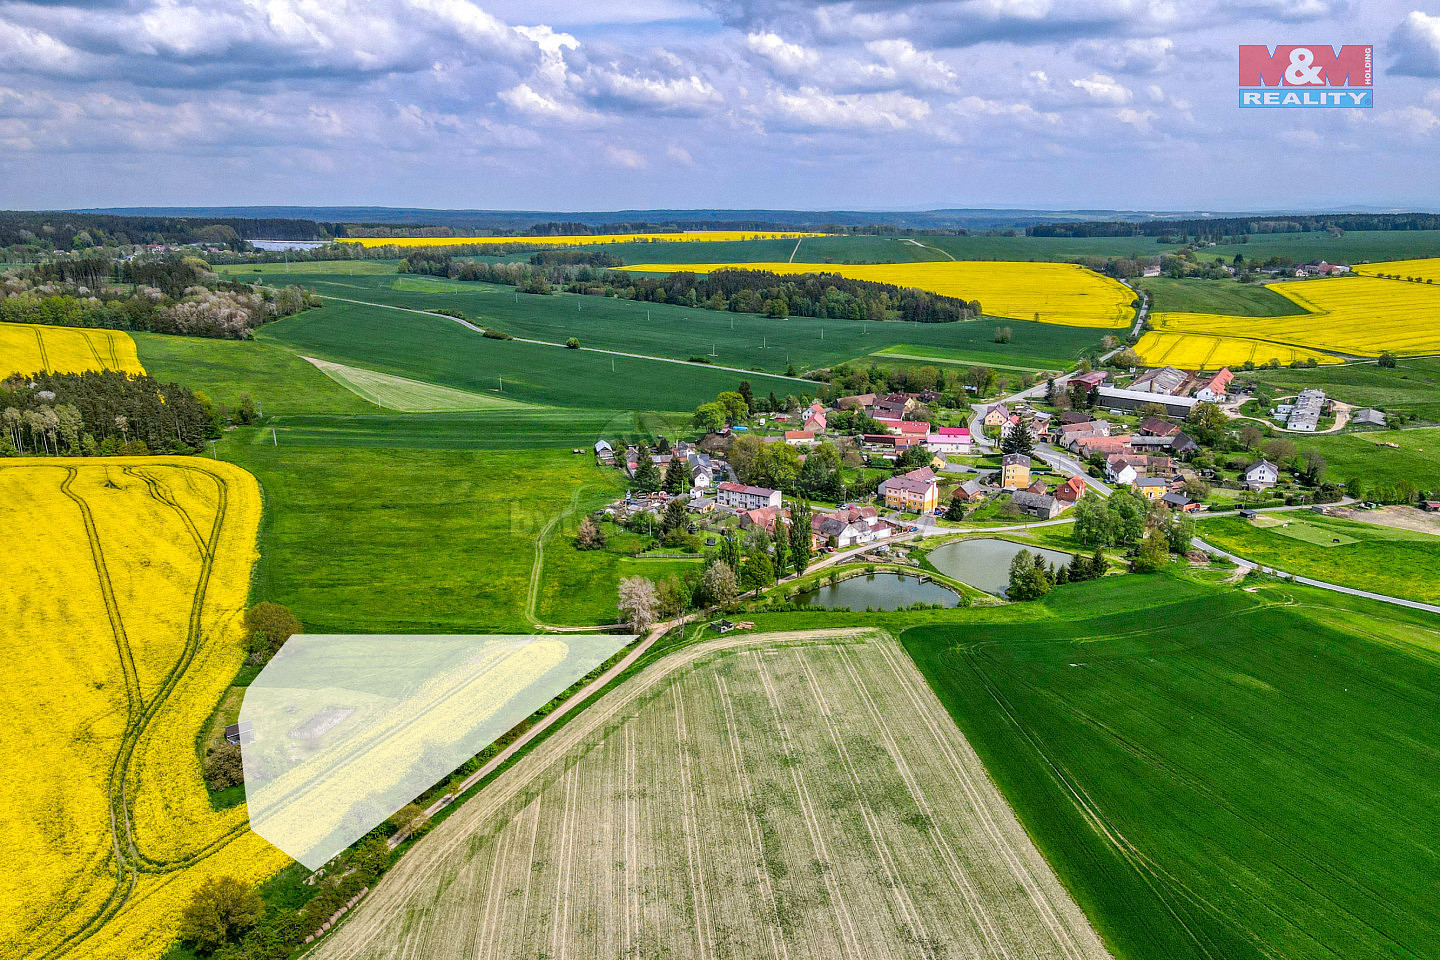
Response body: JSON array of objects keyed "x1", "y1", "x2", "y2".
[
  {"x1": 179, "y1": 877, "x2": 264, "y2": 954},
  {"x1": 244, "y1": 602, "x2": 301, "y2": 665},
  {"x1": 565, "y1": 337, "x2": 580, "y2": 349},
  {"x1": 203, "y1": 743, "x2": 244, "y2": 791},
  {"x1": 482, "y1": 329, "x2": 513, "y2": 340}
]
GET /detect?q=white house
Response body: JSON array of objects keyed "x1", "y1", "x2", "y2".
[
  {"x1": 1243, "y1": 460, "x2": 1279, "y2": 489},
  {"x1": 925, "y1": 426, "x2": 973, "y2": 455},
  {"x1": 715, "y1": 482, "x2": 782, "y2": 511},
  {"x1": 1194, "y1": 368, "x2": 1234, "y2": 403}
]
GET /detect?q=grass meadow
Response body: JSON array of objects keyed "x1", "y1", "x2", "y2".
[
  {"x1": 1294, "y1": 427, "x2": 1440, "y2": 490},
  {"x1": 222, "y1": 437, "x2": 631, "y2": 634},
  {"x1": 1135, "y1": 277, "x2": 1306, "y2": 316},
  {"x1": 1199, "y1": 513, "x2": 1440, "y2": 602},
  {"x1": 134, "y1": 330, "x2": 376, "y2": 416},
  {"x1": 901, "y1": 572, "x2": 1440, "y2": 960}
]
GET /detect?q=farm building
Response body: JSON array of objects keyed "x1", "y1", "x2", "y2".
[
  {"x1": 716, "y1": 482, "x2": 782, "y2": 511},
  {"x1": 1096, "y1": 385, "x2": 1199, "y2": 418}
]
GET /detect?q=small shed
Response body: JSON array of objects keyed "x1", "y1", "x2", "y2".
[{"x1": 224, "y1": 720, "x2": 253, "y2": 746}]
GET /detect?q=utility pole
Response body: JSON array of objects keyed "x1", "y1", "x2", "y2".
[
  {"x1": 271, "y1": 427, "x2": 277, "y2": 446},
  {"x1": 499, "y1": 376, "x2": 503, "y2": 392}
]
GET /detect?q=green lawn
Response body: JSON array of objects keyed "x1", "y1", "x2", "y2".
[
  {"x1": 900, "y1": 572, "x2": 1440, "y2": 960},
  {"x1": 536, "y1": 529, "x2": 703, "y2": 626},
  {"x1": 871, "y1": 343, "x2": 1067, "y2": 372},
  {"x1": 220, "y1": 436, "x2": 626, "y2": 633},
  {"x1": 239, "y1": 267, "x2": 1109, "y2": 375},
  {"x1": 302, "y1": 356, "x2": 532, "y2": 412},
  {"x1": 1136, "y1": 277, "x2": 1306, "y2": 316},
  {"x1": 1291, "y1": 427, "x2": 1440, "y2": 491},
  {"x1": 134, "y1": 329, "x2": 374, "y2": 416},
  {"x1": 1199, "y1": 514, "x2": 1440, "y2": 602},
  {"x1": 1236, "y1": 358, "x2": 1440, "y2": 422}
]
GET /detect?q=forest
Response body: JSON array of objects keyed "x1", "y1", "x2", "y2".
[{"x1": 0, "y1": 370, "x2": 219, "y2": 456}]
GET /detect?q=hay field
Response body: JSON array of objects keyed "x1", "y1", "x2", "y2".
[
  {"x1": 1140, "y1": 272, "x2": 1440, "y2": 365},
  {"x1": 0, "y1": 459, "x2": 287, "y2": 960},
  {"x1": 313, "y1": 630, "x2": 1111, "y2": 960},
  {"x1": 302, "y1": 356, "x2": 532, "y2": 412},
  {"x1": 621, "y1": 260, "x2": 1136, "y2": 328},
  {"x1": 343, "y1": 231, "x2": 823, "y2": 249},
  {"x1": 0, "y1": 320, "x2": 145, "y2": 377}
]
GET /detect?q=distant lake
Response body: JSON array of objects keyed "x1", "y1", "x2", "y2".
[
  {"x1": 927, "y1": 538, "x2": 1073, "y2": 597},
  {"x1": 248, "y1": 239, "x2": 331, "y2": 251},
  {"x1": 794, "y1": 572, "x2": 960, "y2": 611}
]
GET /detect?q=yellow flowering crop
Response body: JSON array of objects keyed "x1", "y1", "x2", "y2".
[
  {"x1": 0, "y1": 320, "x2": 145, "y2": 377},
  {"x1": 620, "y1": 260, "x2": 1137, "y2": 328},
  {"x1": 1134, "y1": 332, "x2": 1340, "y2": 368},
  {"x1": 342, "y1": 230, "x2": 824, "y2": 249},
  {"x1": 1142, "y1": 272, "x2": 1440, "y2": 366},
  {"x1": 0, "y1": 458, "x2": 288, "y2": 960},
  {"x1": 1353, "y1": 257, "x2": 1440, "y2": 283}
]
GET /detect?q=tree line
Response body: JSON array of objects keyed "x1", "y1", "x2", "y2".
[
  {"x1": 1027, "y1": 212, "x2": 1440, "y2": 242},
  {"x1": 1, "y1": 254, "x2": 315, "y2": 339},
  {"x1": 1, "y1": 370, "x2": 220, "y2": 456},
  {"x1": 402, "y1": 254, "x2": 981, "y2": 323}
]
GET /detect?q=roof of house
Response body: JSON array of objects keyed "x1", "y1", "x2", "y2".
[
  {"x1": 957, "y1": 478, "x2": 986, "y2": 496},
  {"x1": 784, "y1": 430, "x2": 815, "y2": 441},
  {"x1": 1162, "y1": 492, "x2": 1193, "y2": 507},
  {"x1": 594, "y1": 440, "x2": 613, "y2": 453},
  {"x1": 1097, "y1": 385, "x2": 1200, "y2": 409},
  {"x1": 1135, "y1": 477, "x2": 1169, "y2": 488},
  {"x1": 1071, "y1": 370, "x2": 1108, "y2": 387},
  {"x1": 1198, "y1": 368, "x2": 1234, "y2": 394},
  {"x1": 1000, "y1": 453, "x2": 1030, "y2": 467},
  {"x1": 1056, "y1": 476, "x2": 1086, "y2": 499},
  {"x1": 1011, "y1": 491, "x2": 1057, "y2": 510},
  {"x1": 717, "y1": 481, "x2": 779, "y2": 497},
  {"x1": 1129, "y1": 366, "x2": 1190, "y2": 395},
  {"x1": 1138, "y1": 416, "x2": 1181, "y2": 436},
  {"x1": 1058, "y1": 412, "x2": 1096, "y2": 424},
  {"x1": 930, "y1": 426, "x2": 972, "y2": 438},
  {"x1": 1245, "y1": 459, "x2": 1279, "y2": 475}
]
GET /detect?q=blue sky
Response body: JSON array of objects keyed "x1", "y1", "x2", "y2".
[{"x1": 0, "y1": 0, "x2": 1437, "y2": 211}]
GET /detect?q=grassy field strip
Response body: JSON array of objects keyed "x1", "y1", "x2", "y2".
[
  {"x1": 873, "y1": 347, "x2": 1055, "y2": 373},
  {"x1": 317, "y1": 292, "x2": 815, "y2": 384},
  {"x1": 310, "y1": 630, "x2": 1111, "y2": 960},
  {"x1": 301, "y1": 356, "x2": 530, "y2": 412}
]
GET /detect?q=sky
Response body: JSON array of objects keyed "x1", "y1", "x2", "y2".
[{"x1": 0, "y1": 0, "x2": 1437, "y2": 212}]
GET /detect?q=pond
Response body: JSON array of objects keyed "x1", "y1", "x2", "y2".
[
  {"x1": 926, "y1": 538, "x2": 1074, "y2": 597},
  {"x1": 793, "y1": 571, "x2": 961, "y2": 611}
]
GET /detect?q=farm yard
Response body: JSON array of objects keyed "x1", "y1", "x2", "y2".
[
  {"x1": 1140, "y1": 266, "x2": 1440, "y2": 365},
  {"x1": 0, "y1": 459, "x2": 287, "y2": 960},
  {"x1": 621, "y1": 260, "x2": 1138, "y2": 328},
  {"x1": 312, "y1": 630, "x2": 1111, "y2": 960},
  {"x1": 0, "y1": 320, "x2": 145, "y2": 377},
  {"x1": 903, "y1": 574, "x2": 1440, "y2": 960}
]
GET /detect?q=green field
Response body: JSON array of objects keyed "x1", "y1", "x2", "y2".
[
  {"x1": 1200, "y1": 513, "x2": 1440, "y2": 602},
  {"x1": 220, "y1": 436, "x2": 628, "y2": 633},
  {"x1": 1248, "y1": 513, "x2": 1358, "y2": 545},
  {"x1": 259, "y1": 298, "x2": 802, "y2": 410},
  {"x1": 134, "y1": 330, "x2": 374, "y2": 416},
  {"x1": 872, "y1": 343, "x2": 1065, "y2": 372},
  {"x1": 535, "y1": 525, "x2": 703, "y2": 625},
  {"x1": 1236, "y1": 358, "x2": 1440, "y2": 423},
  {"x1": 1290, "y1": 428, "x2": 1440, "y2": 491},
  {"x1": 237, "y1": 267, "x2": 1110, "y2": 374},
  {"x1": 901, "y1": 572, "x2": 1440, "y2": 960},
  {"x1": 256, "y1": 410, "x2": 681, "y2": 450},
  {"x1": 302, "y1": 356, "x2": 530, "y2": 412},
  {"x1": 1136, "y1": 277, "x2": 1307, "y2": 316}
]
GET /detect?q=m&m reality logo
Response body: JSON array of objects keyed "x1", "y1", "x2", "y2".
[{"x1": 1238, "y1": 45, "x2": 1373, "y2": 108}]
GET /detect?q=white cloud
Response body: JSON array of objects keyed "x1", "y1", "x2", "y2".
[
  {"x1": 1115, "y1": 107, "x2": 1157, "y2": 129},
  {"x1": 761, "y1": 86, "x2": 931, "y2": 130},
  {"x1": 745, "y1": 32, "x2": 819, "y2": 72},
  {"x1": 1081, "y1": 37, "x2": 1175, "y2": 74},
  {"x1": 863, "y1": 39, "x2": 958, "y2": 92},
  {"x1": 498, "y1": 82, "x2": 600, "y2": 123},
  {"x1": 593, "y1": 71, "x2": 722, "y2": 111},
  {"x1": 605, "y1": 144, "x2": 647, "y2": 167},
  {"x1": 1070, "y1": 73, "x2": 1133, "y2": 105},
  {"x1": 667, "y1": 143, "x2": 694, "y2": 164},
  {"x1": 1391, "y1": 11, "x2": 1440, "y2": 77}
]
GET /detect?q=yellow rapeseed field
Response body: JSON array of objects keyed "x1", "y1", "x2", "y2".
[
  {"x1": 0, "y1": 458, "x2": 287, "y2": 960},
  {"x1": 620, "y1": 260, "x2": 1136, "y2": 328},
  {"x1": 343, "y1": 230, "x2": 824, "y2": 249},
  {"x1": 1134, "y1": 332, "x2": 1340, "y2": 368},
  {"x1": 1353, "y1": 257, "x2": 1440, "y2": 283},
  {"x1": 0, "y1": 320, "x2": 145, "y2": 377},
  {"x1": 1141, "y1": 273, "x2": 1440, "y2": 365}
]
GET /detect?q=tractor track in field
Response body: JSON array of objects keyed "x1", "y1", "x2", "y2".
[
  {"x1": 33, "y1": 326, "x2": 51, "y2": 373},
  {"x1": 22, "y1": 463, "x2": 247, "y2": 960}
]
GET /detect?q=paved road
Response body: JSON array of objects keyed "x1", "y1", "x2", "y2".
[
  {"x1": 1033, "y1": 442, "x2": 1112, "y2": 495},
  {"x1": 319, "y1": 294, "x2": 813, "y2": 384},
  {"x1": 1191, "y1": 536, "x2": 1440, "y2": 615}
]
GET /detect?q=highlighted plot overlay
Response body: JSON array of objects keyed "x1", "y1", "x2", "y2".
[{"x1": 240, "y1": 633, "x2": 631, "y2": 869}]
